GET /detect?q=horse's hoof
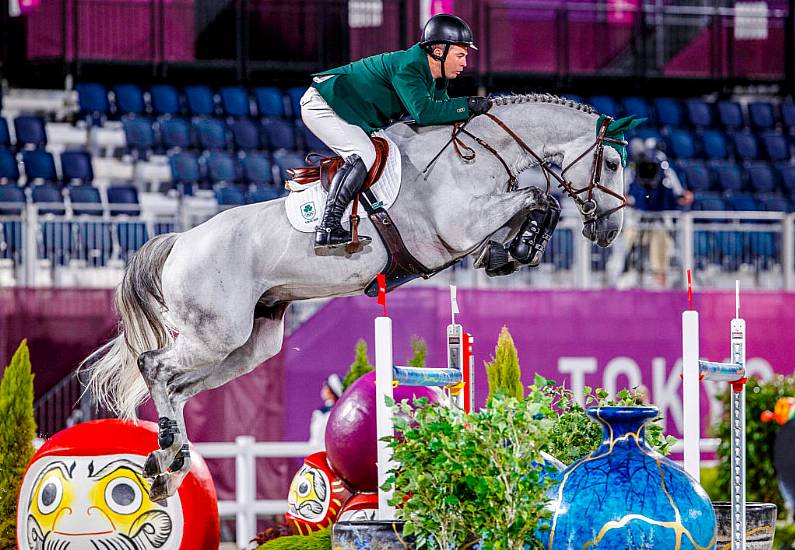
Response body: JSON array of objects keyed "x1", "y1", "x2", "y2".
[
  {"x1": 144, "y1": 452, "x2": 162, "y2": 478},
  {"x1": 148, "y1": 474, "x2": 172, "y2": 502}
]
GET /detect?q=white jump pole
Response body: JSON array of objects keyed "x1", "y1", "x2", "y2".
[
  {"x1": 682, "y1": 273, "x2": 747, "y2": 549},
  {"x1": 375, "y1": 315, "x2": 396, "y2": 520}
]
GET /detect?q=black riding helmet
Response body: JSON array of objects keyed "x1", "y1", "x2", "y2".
[{"x1": 420, "y1": 14, "x2": 477, "y2": 83}]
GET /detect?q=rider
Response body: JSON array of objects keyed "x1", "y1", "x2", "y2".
[{"x1": 301, "y1": 13, "x2": 493, "y2": 252}]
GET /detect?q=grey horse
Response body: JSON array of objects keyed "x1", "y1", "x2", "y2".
[{"x1": 82, "y1": 93, "x2": 633, "y2": 501}]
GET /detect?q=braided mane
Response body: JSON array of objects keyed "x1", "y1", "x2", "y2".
[{"x1": 491, "y1": 93, "x2": 598, "y2": 115}]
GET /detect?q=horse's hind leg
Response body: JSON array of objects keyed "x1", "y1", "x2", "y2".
[
  {"x1": 146, "y1": 305, "x2": 288, "y2": 501},
  {"x1": 137, "y1": 337, "x2": 233, "y2": 501}
]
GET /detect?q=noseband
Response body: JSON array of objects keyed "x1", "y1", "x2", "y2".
[{"x1": 424, "y1": 113, "x2": 629, "y2": 223}]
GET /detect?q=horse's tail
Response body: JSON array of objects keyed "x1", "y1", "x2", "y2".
[{"x1": 80, "y1": 233, "x2": 179, "y2": 419}]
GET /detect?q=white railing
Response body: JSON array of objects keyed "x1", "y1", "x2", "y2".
[
  {"x1": 2, "y1": 207, "x2": 794, "y2": 289},
  {"x1": 193, "y1": 437, "x2": 322, "y2": 549}
]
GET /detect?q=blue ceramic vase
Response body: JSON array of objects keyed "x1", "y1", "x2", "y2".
[{"x1": 542, "y1": 406, "x2": 716, "y2": 550}]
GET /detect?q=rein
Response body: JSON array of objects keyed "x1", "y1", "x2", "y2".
[{"x1": 422, "y1": 112, "x2": 629, "y2": 222}]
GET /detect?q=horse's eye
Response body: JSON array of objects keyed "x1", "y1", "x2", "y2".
[{"x1": 605, "y1": 160, "x2": 618, "y2": 172}]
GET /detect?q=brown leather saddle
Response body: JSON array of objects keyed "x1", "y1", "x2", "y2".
[{"x1": 284, "y1": 136, "x2": 443, "y2": 297}]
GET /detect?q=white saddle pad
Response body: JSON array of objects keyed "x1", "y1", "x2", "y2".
[{"x1": 284, "y1": 132, "x2": 401, "y2": 232}]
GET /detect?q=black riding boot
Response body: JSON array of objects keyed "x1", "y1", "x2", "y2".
[
  {"x1": 509, "y1": 196, "x2": 561, "y2": 267},
  {"x1": 314, "y1": 154, "x2": 370, "y2": 251}
]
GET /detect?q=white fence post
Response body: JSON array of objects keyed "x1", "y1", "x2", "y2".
[
  {"x1": 784, "y1": 213, "x2": 794, "y2": 291},
  {"x1": 235, "y1": 435, "x2": 257, "y2": 549},
  {"x1": 680, "y1": 212, "x2": 694, "y2": 285}
]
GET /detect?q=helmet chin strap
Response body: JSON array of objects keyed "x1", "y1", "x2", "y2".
[{"x1": 431, "y1": 43, "x2": 451, "y2": 86}]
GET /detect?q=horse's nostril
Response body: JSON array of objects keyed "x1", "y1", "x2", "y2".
[{"x1": 608, "y1": 229, "x2": 618, "y2": 241}]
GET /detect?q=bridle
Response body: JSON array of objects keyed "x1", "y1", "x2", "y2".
[{"x1": 423, "y1": 113, "x2": 629, "y2": 224}]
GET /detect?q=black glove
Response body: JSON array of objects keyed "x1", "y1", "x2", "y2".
[{"x1": 467, "y1": 96, "x2": 492, "y2": 116}]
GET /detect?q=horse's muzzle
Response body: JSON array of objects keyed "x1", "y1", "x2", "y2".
[{"x1": 582, "y1": 219, "x2": 621, "y2": 248}]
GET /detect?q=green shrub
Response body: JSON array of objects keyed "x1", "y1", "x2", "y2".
[
  {"x1": 341, "y1": 339, "x2": 374, "y2": 391},
  {"x1": 0, "y1": 340, "x2": 36, "y2": 548},
  {"x1": 407, "y1": 337, "x2": 428, "y2": 369},
  {"x1": 484, "y1": 327, "x2": 524, "y2": 406},
  {"x1": 257, "y1": 527, "x2": 330, "y2": 549}
]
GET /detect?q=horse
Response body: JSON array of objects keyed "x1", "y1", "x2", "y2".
[{"x1": 82, "y1": 93, "x2": 635, "y2": 501}]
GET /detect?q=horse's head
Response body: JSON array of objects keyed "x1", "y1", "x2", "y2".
[{"x1": 559, "y1": 114, "x2": 644, "y2": 248}]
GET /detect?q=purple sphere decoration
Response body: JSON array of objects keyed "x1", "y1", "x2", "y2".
[{"x1": 325, "y1": 370, "x2": 444, "y2": 493}]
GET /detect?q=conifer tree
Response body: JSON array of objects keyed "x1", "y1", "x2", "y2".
[
  {"x1": 484, "y1": 326, "x2": 524, "y2": 407},
  {"x1": 0, "y1": 340, "x2": 36, "y2": 548}
]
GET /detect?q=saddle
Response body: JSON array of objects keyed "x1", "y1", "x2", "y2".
[
  {"x1": 286, "y1": 137, "x2": 391, "y2": 253},
  {"x1": 285, "y1": 136, "x2": 439, "y2": 295},
  {"x1": 286, "y1": 137, "x2": 390, "y2": 193}
]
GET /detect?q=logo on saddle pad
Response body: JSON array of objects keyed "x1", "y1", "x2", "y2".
[{"x1": 301, "y1": 202, "x2": 318, "y2": 223}]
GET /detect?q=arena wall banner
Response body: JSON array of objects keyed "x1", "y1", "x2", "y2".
[{"x1": 283, "y1": 287, "x2": 795, "y2": 442}]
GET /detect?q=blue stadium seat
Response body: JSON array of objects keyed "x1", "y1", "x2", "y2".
[
  {"x1": 68, "y1": 185, "x2": 103, "y2": 216},
  {"x1": 587, "y1": 95, "x2": 620, "y2": 117},
  {"x1": 107, "y1": 185, "x2": 141, "y2": 216},
  {"x1": 779, "y1": 165, "x2": 795, "y2": 196},
  {"x1": 31, "y1": 183, "x2": 65, "y2": 215},
  {"x1": 633, "y1": 127, "x2": 663, "y2": 144},
  {"x1": 0, "y1": 184, "x2": 26, "y2": 214},
  {"x1": 185, "y1": 85, "x2": 216, "y2": 117},
  {"x1": 701, "y1": 129, "x2": 728, "y2": 160},
  {"x1": 205, "y1": 152, "x2": 239, "y2": 185},
  {"x1": 194, "y1": 117, "x2": 229, "y2": 150},
  {"x1": 14, "y1": 116, "x2": 47, "y2": 149},
  {"x1": 219, "y1": 86, "x2": 251, "y2": 118},
  {"x1": 112, "y1": 84, "x2": 146, "y2": 117},
  {"x1": 710, "y1": 162, "x2": 744, "y2": 193},
  {"x1": 760, "y1": 132, "x2": 790, "y2": 162},
  {"x1": 240, "y1": 152, "x2": 274, "y2": 185},
  {"x1": 254, "y1": 87, "x2": 286, "y2": 118},
  {"x1": 116, "y1": 219, "x2": 149, "y2": 260},
  {"x1": 0, "y1": 118, "x2": 10, "y2": 149},
  {"x1": 261, "y1": 117, "x2": 297, "y2": 151},
  {"x1": 732, "y1": 132, "x2": 760, "y2": 161},
  {"x1": 22, "y1": 150, "x2": 57, "y2": 183},
  {"x1": 123, "y1": 118, "x2": 156, "y2": 157},
  {"x1": 748, "y1": 102, "x2": 777, "y2": 131},
  {"x1": 159, "y1": 117, "x2": 193, "y2": 150},
  {"x1": 246, "y1": 184, "x2": 282, "y2": 203},
  {"x1": 0, "y1": 150, "x2": 19, "y2": 183},
  {"x1": 685, "y1": 99, "x2": 714, "y2": 128},
  {"x1": 746, "y1": 162, "x2": 779, "y2": 194},
  {"x1": 682, "y1": 162, "x2": 711, "y2": 192},
  {"x1": 693, "y1": 192, "x2": 726, "y2": 211},
  {"x1": 216, "y1": 185, "x2": 246, "y2": 207},
  {"x1": 273, "y1": 151, "x2": 305, "y2": 182},
  {"x1": 781, "y1": 102, "x2": 795, "y2": 133},
  {"x1": 169, "y1": 152, "x2": 203, "y2": 191},
  {"x1": 60, "y1": 151, "x2": 94, "y2": 184},
  {"x1": 286, "y1": 87, "x2": 307, "y2": 118},
  {"x1": 654, "y1": 98, "x2": 683, "y2": 127},
  {"x1": 758, "y1": 194, "x2": 791, "y2": 212},
  {"x1": 296, "y1": 120, "x2": 330, "y2": 154},
  {"x1": 230, "y1": 119, "x2": 263, "y2": 151},
  {"x1": 726, "y1": 193, "x2": 760, "y2": 211},
  {"x1": 667, "y1": 129, "x2": 696, "y2": 159},
  {"x1": 73, "y1": 221, "x2": 111, "y2": 266},
  {"x1": 621, "y1": 97, "x2": 652, "y2": 122},
  {"x1": 717, "y1": 100, "x2": 745, "y2": 130},
  {"x1": 76, "y1": 83, "x2": 110, "y2": 124},
  {"x1": 150, "y1": 85, "x2": 181, "y2": 117}
]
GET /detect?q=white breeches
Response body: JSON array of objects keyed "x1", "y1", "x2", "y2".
[{"x1": 299, "y1": 85, "x2": 377, "y2": 171}]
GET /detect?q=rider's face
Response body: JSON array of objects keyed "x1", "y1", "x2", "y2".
[{"x1": 431, "y1": 44, "x2": 469, "y2": 79}]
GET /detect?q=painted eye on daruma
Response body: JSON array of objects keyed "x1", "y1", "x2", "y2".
[
  {"x1": 297, "y1": 480, "x2": 311, "y2": 497},
  {"x1": 104, "y1": 477, "x2": 143, "y2": 515},
  {"x1": 37, "y1": 477, "x2": 63, "y2": 515}
]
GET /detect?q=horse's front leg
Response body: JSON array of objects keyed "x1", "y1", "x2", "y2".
[{"x1": 472, "y1": 189, "x2": 560, "y2": 276}]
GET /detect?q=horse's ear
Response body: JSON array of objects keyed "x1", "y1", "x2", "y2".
[{"x1": 609, "y1": 115, "x2": 646, "y2": 134}]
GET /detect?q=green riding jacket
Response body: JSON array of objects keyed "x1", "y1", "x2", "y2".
[{"x1": 312, "y1": 42, "x2": 470, "y2": 134}]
